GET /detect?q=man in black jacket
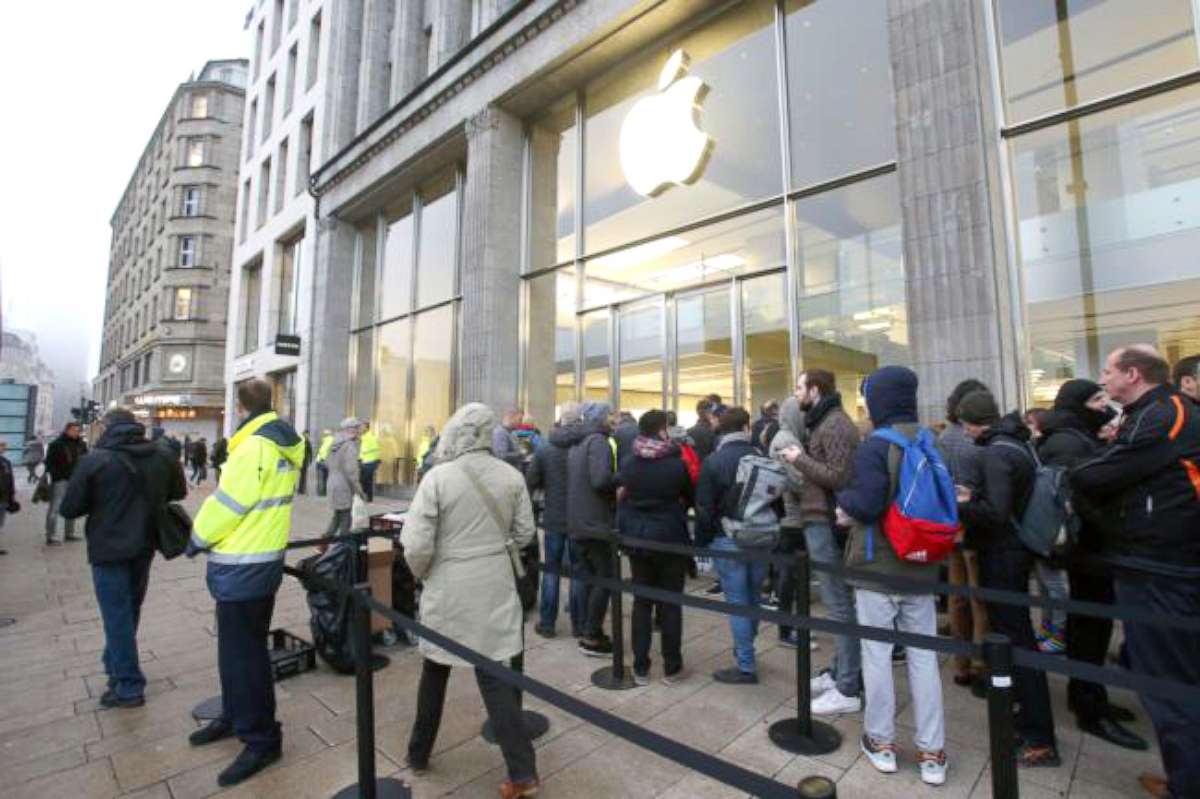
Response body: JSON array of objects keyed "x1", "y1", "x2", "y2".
[
  {"x1": 1172, "y1": 353, "x2": 1199, "y2": 404},
  {"x1": 687, "y1": 399, "x2": 718, "y2": 461},
  {"x1": 44, "y1": 422, "x2": 88, "y2": 544},
  {"x1": 526, "y1": 403, "x2": 585, "y2": 638},
  {"x1": 0, "y1": 441, "x2": 15, "y2": 556},
  {"x1": 1072, "y1": 346, "x2": 1200, "y2": 797},
  {"x1": 1038, "y1": 379, "x2": 1146, "y2": 751},
  {"x1": 956, "y1": 391, "x2": 1060, "y2": 768},
  {"x1": 60, "y1": 409, "x2": 187, "y2": 708}
]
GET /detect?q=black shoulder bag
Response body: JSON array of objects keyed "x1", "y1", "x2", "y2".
[{"x1": 116, "y1": 452, "x2": 192, "y2": 560}]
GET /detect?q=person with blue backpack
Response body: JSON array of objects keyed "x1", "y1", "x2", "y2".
[
  {"x1": 834, "y1": 366, "x2": 950, "y2": 786},
  {"x1": 955, "y1": 389, "x2": 1061, "y2": 769}
]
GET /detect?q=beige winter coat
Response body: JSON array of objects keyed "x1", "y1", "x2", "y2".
[{"x1": 400, "y1": 403, "x2": 536, "y2": 667}]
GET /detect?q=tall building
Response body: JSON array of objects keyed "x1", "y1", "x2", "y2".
[
  {"x1": 0, "y1": 329, "x2": 55, "y2": 439},
  {"x1": 225, "y1": 0, "x2": 328, "y2": 433},
  {"x1": 296, "y1": 0, "x2": 1200, "y2": 498},
  {"x1": 93, "y1": 60, "x2": 248, "y2": 442}
]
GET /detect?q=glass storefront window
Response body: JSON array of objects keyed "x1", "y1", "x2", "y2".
[
  {"x1": 675, "y1": 286, "x2": 733, "y2": 428},
  {"x1": 351, "y1": 328, "x2": 376, "y2": 425},
  {"x1": 581, "y1": 205, "x2": 786, "y2": 307},
  {"x1": 583, "y1": 0, "x2": 782, "y2": 255},
  {"x1": 416, "y1": 177, "x2": 457, "y2": 308},
  {"x1": 374, "y1": 320, "x2": 409, "y2": 488},
  {"x1": 410, "y1": 306, "x2": 455, "y2": 484},
  {"x1": 742, "y1": 272, "x2": 792, "y2": 414},
  {"x1": 528, "y1": 96, "x2": 578, "y2": 269},
  {"x1": 794, "y1": 173, "x2": 906, "y2": 421},
  {"x1": 380, "y1": 211, "x2": 414, "y2": 321},
  {"x1": 618, "y1": 300, "x2": 664, "y2": 415},
  {"x1": 1012, "y1": 85, "x2": 1200, "y2": 403},
  {"x1": 784, "y1": 0, "x2": 896, "y2": 188},
  {"x1": 997, "y1": 0, "x2": 1197, "y2": 123},
  {"x1": 354, "y1": 221, "x2": 378, "y2": 328},
  {"x1": 581, "y1": 310, "x2": 611, "y2": 403},
  {"x1": 524, "y1": 267, "x2": 577, "y2": 426}
]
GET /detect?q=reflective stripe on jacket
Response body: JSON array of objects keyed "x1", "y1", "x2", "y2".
[
  {"x1": 360, "y1": 430, "x2": 381, "y2": 464},
  {"x1": 192, "y1": 411, "x2": 305, "y2": 600}
]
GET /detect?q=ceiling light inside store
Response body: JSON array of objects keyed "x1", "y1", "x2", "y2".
[
  {"x1": 591, "y1": 237, "x2": 689, "y2": 273},
  {"x1": 858, "y1": 321, "x2": 892, "y2": 332},
  {"x1": 640, "y1": 252, "x2": 746, "y2": 288}
]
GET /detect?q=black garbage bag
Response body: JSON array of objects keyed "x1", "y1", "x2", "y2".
[{"x1": 297, "y1": 542, "x2": 357, "y2": 674}]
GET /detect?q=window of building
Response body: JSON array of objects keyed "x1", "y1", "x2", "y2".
[
  {"x1": 132, "y1": 358, "x2": 140, "y2": 388},
  {"x1": 297, "y1": 113, "x2": 313, "y2": 195},
  {"x1": 285, "y1": 44, "x2": 298, "y2": 115},
  {"x1": 380, "y1": 208, "x2": 414, "y2": 321},
  {"x1": 240, "y1": 178, "x2": 252, "y2": 242},
  {"x1": 172, "y1": 288, "x2": 193, "y2": 320},
  {"x1": 306, "y1": 12, "x2": 321, "y2": 89},
  {"x1": 254, "y1": 20, "x2": 265, "y2": 79},
  {"x1": 182, "y1": 186, "x2": 200, "y2": 216},
  {"x1": 277, "y1": 234, "x2": 302, "y2": 336},
  {"x1": 143, "y1": 353, "x2": 152, "y2": 384},
  {"x1": 190, "y1": 92, "x2": 208, "y2": 119},
  {"x1": 151, "y1": 294, "x2": 158, "y2": 327},
  {"x1": 185, "y1": 138, "x2": 204, "y2": 167},
  {"x1": 416, "y1": 176, "x2": 457, "y2": 308},
  {"x1": 258, "y1": 158, "x2": 272, "y2": 228},
  {"x1": 241, "y1": 263, "x2": 262, "y2": 353},
  {"x1": 275, "y1": 138, "x2": 289, "y2": 212},
  {"x1": 263, "y1": 75, "x2": 276, "y2": 141},
  {"x1": 288, "y1": 0, "x2": 299, "y2": 29},
  {"x1": 179, "y1": 235, "x2": 196, "y2": 267},
  {"x1": 271, "y1": 0, "x2": 284, "y2": 53},
  {"x1": 246, "y1": 99, "x2": 258, "y2": 161}
]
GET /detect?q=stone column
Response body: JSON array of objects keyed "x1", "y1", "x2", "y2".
[
  {"x1": 326, "y1": 0, "x2": 365, "y2": 151},
  {"x1": 459, "y1": 106, "x2": 525, "y2": 411},
  {"x1": 390, "y1": 0, "x2": 427, "y2": 101},
  {"x1": 887, "y1": 0, "x2": 1020, "y2": 420},
  {"x1": 434, "y1": 0, "x2": 471, "y2": 69},
  {"x1": 356, "y1": 0, "x2": 395, "y2": 131},
  {"x1": 306, "y1": 215, "x2": 356, "y2": 431}
]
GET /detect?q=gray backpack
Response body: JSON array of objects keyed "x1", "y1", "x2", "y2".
[
  {"x1": 721, "y1": 454, "x2": 787, "y2": 548},
  {"x1": 994, "y1": 441, "x2": 1079, "y2": 558}
]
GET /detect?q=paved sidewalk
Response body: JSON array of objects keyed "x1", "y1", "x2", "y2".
[{"x1": 0, "y1": 477, "x2": 1160, "y2": 798}]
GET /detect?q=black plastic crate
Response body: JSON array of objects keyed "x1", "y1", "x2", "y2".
[{"x1": 269, "y1": 628, "x2": 316, "y2": 681}]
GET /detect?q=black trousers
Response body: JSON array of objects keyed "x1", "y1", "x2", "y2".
[
  {"x1": 576, "y1": 538, "x2": 613, "y2": 640},
  {"x1": 774, "y1": 526, "x2": 807, "y2": 637},
  {"x1": 1066, "y1": 562, "x2": 1115, "y2": 724},
  {"x1": 629, "y1": 553, "x2": 687, "y2": 675},
  {"x1": 1115, "y1": 576, "x2": 1200, "y2": 799},
  {"x1": 979, "y1": 542, "x2": 1057, "y2": 749},
  {"x1": 216, "y1": 595, "x2": 281, "y2": 752},
  {"x1": 316, "y1": 464, "x2": 328, "y2": 496},
  {"x1": 408, "y1": 656, "x2": 536, "y2": 782},
  {"x1": 298, "y1": 465, "x2": 309, "y2": 495}
]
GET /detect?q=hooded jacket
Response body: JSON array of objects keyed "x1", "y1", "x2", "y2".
[
  {"x1": 770, "y1": 398, "x2": 808, "y2": 530},
  {"x1": 60, "y1": 420, "x2": 186, "y2": 565},
  {"x1": 327, "y1": 433, "x2": 366, "y2": 511},
  {"x1": 694, "y1": 432, "x2": 757, "y2": 547},
  {"x1": 836, "y1": 366, "x2": 940, "y2": 591},
  {"x1": 190, "y1": 411, "x2": 305, "y2": 601},
  {"x1": 565, "y1": 402, "x2": 618, "y2": 540},
  {"x1": 618, "y1": 436, "x2": 693, "y2": 547},
  {"x1": 958, "y1": 413, "x2": 1037, "y2": 551},
  {"x1": 526, "y1": 425, "x2": 572, "y2": 531},
  {"x1": 1036, "y1": 381, "x2": 1108, "y2": 554},
  {"x1": 401, "y1": 403, "x2": 535, "y2": 666}
]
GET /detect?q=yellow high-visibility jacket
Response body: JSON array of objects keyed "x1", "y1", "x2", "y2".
[
  {"x1": 190, "y1": 411, "x2": 305, "y2": 601},
  {"x1": 360, "y1": 430, "x2": 381, "y2": 464},
  {"x1": 316, "y1": 434, "x2": 334, "y2": 464}
]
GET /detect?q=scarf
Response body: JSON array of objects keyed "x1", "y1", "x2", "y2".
[{"x1": 633, "y1": 435, "x2": 677, "y2": 460}]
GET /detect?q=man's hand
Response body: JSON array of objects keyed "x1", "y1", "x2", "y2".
[
  {"x1": 834, "y1": 506, "x2": 853, "y2": 528},
  {"x1": 781, "y1": 445, "x2": 803, "y2": 464}
]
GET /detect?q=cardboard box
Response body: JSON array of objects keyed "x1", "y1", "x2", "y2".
[{"x1": 366, "y1": 536, "x2": 394, "y2": 633}]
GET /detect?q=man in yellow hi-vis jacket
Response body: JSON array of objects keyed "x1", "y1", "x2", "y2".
[
  {"x1": 359, "y1": 421, "x2": 381, "y2": 501},
  {"x1": 186, "y1": 379, "x2": 305, "y2": 788}
]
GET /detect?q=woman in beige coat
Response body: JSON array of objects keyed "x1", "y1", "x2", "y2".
[{"x1": 400, "y1": 403, "x2": 539, "y2": 799}]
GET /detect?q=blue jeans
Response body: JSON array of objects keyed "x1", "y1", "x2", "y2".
[
  {"x1": 711, "y1": 536, "x2": 768, "y2": 674},
  {"x1": 540, "y1": 530, "x2": 584, "y2": 632},
  {"x1": 92, "y1": 554, "x2": 153, "y2": 700},
  {"x1": 804, "y1": 522, "x2": 862, "y2": 697}
]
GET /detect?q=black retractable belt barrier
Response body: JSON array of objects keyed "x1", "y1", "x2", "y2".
[
  {"x1": 983, "y1": 635, "x2": 1019, "y2": 799},
  {"x1": 331, "y1": 581, "x2": 410, "y2": 799},
  {"x1": 591, "y1": 537, "x2": 636, "y2": 691},
  {"x1": 768, "y1": 551, "x2": 841, "y2": 756}
]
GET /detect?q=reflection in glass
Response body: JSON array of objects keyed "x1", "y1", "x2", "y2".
[
  {"x1": 743, "y1": 273, "x2": 792, "y2": 414},
  {"x1": 998, "y1": 0, "x2": 1196, "y2": 123},
  {"x1": 1011, "y1": 86, "x2": 1200, "y2": 403},
  {"x1": 417, "y1": 180, "x2": 457, "y2": 308},
  {"x1": 355, "y1": 221, "x2": 378, "y2": 327},
  {"x1": 351, "y1": 328, "x2": 376, "y2": 426},
  {"x1": 374, "y1": 321, "x2": 409, "y2": 488},
  {"x1": 675, "y1": 287, "x2": 733, "y2": 428},
  {"x1": 583, "y1": 0, "x2": 781, "y2": 255},
  {"x1": 380, "y1": 213, "x2": 414, "y2": 320},
  {"x1": 582, "y1": 310, "x2": 611, "y2": 403},
  {"x1": 582, "y1": 205, "x2": 786, "y2": 307},
  {"x1": 794, "y1": 173, "x2": 906, "y2": 421},
  {"x1": 619, "y1": 301, "x2": 664, "y2": 416},
  {"x1": 410, "y1": 306, "x2": 454, "y2": 484},
  {"x1": 529, "y1": 96, "x2": 578, "y2": 269},
  {"x1": 525, "y1": 267, "x2": 577, "y2": 427},
  {"x1": 784, "y1": 0, "x2": 895, "y2": 189}
]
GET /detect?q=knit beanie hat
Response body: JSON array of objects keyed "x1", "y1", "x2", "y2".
[{"x1": 956, "y1": 390, "x2": 1000, "y2": 425}]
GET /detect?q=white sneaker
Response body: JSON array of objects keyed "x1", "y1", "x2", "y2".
[
  {"x1": 810, "y1": 671, "x2": 836, "y2": 696},
  {"x1": 861, "y1": 734, "x2": 898, "y2": 774},
  {"x1": 918, "y1": 751, "x2": 948, "y2": 786},
  {"x1": 811, "y1": 687, "x2": 862, "y2": 716}
]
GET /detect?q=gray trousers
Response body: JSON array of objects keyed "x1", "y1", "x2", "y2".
[
  {"x1": 856, "y1": 589, "x2": 945, "y2": 752},
  {"x1": 45, "y1": 480, "x2": 76, "y2": 541},
  {"x1": 804, "y1": 522, "x2": 862, "y2": 696}
]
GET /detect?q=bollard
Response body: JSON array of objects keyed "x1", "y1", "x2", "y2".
[
  {"x1": 331, "y1": 584, "x2": 410, "y2": 799},
  {"x1": 984, "y1": 633, "x2": 1019, "y2": 799},
  {"x1": 768, "y1": 551, "x2": 841, "y2": 755},
  {"x1": 591, "y1": 537, "x2": 636, "y2": 690}
]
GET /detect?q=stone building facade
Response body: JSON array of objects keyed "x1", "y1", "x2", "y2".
[{"x1": 93, "y1": 60, "x2": 248, "y2": 443}]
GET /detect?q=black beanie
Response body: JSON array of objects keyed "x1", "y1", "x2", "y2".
[{"x1": 956, "y1": 390, "x2": 1000, "y2": 425}]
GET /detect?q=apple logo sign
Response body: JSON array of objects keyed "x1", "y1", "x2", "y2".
[{"x1": 619, "y1": 49, "x2": 714, "y2": 198}]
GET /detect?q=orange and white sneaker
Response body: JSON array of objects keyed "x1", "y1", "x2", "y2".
[
  {"x1": 918, "y1": 749, "x2": 948, "y2": 786},
  {"x1": 860, "y1": 734, "x2": 899, "y2": 773}
]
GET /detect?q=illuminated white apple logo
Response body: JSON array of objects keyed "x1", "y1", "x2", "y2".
[{"x1": 619, "y1": 50, "x2": 714, "y2": 197}]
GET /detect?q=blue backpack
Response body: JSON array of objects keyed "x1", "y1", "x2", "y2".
[{"x1": 870, "y1": 427, "x2": 962, "y2": 563}]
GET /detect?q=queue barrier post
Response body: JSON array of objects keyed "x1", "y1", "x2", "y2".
[
  {"x1": 768, "y1": 551, "x2": 841, "y2": 755},
  {"x1": 331, "y1": 583, "x2": 410, "y2": 799},
  {"x1": 984, "y1": 634, "x2": 1019, "y2": 799},
  {"x1": 591, "y1": 537, "x2": 636, "y2": 691}
]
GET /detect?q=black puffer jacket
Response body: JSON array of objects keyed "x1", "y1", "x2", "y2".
[
  {"x1": 565, "y1": 411, "x2": 618, "y2": 541},
  {"x1": 60, "y1": 421, "x2": 187, "y2": 565},
  {"x1": 688, "y1": 420, "x2": 717, "y2": 461},
  {"x1": 618, "y1": 438, "x2": 693, "y2": 547},
  {"x1": 526, "y1": 426, "x2": 572, "y2": 532},
  {"x1": 959, "y1": 413, "x2": 1036, "y2": 551}
]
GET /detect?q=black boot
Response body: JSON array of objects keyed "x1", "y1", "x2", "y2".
[
  {"x1": 189, "y1": 719, "x2": 234, "y2": 746},
  {"x1": 1079, "y1": 717, "x2": 1149, "y2": 751},
  {"x1": 217, "y1": 746, "x2": 282, "y2": 787}
]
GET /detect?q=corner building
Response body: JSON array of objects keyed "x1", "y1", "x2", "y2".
[
  {"x1": 307, "y1": 0, "x2": 1200, "y2": 496},
  {"x1": 94, "y1": 60, "x2": 248, "y2": 442}
]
